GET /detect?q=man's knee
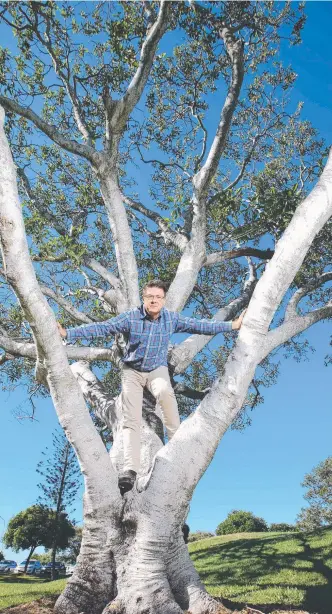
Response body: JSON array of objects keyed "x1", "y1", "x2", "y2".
[
  {"x1": 122, "y1": 418, "x2": 140, "y2": 431},
  {"x1": 153, "y1": 379, "x2": 175, "y2": 401}
]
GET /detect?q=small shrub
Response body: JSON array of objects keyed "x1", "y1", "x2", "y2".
[{"x1": 216, "y1": 510, "x2": 268, "y2": 535}]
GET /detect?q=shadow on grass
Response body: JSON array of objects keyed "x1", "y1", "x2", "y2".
[
  {"x1": 190, "y1": 530, "x2": 332, "y2": 614},
  {"x1": 298, "y1": 533, "x2": 332, "y2": 614}
]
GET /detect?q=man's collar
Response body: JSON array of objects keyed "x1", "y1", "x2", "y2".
[
  {"x1": 139, "y1": 304, "x2": 147, "y2": 319},
  {"x1": 139, "y1": 304, "x2": 163, "y2": 320}
]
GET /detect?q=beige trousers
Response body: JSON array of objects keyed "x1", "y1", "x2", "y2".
[{"x1": 121, "y1": 365, "x2": 180, "y2": 473}]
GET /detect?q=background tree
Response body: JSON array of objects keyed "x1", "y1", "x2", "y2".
[
  {"x1": 216, "y1": 510, "x2": 268, "y2": 536},
  {"x1": 0, "y1": 2, "x2": 332, "y2": 613},
  {"x1": 296, "y1": 457, "x2": 332, "y2": 532},
  {"x1": 0, "y1": 551, "x2": 4, "y2": 562},
  {"x1": 36, "y1": 429, "x2": 81, "y2": 580},
  {"x1": 3, "y1": 505, "x2": 56, "y2": 573}
]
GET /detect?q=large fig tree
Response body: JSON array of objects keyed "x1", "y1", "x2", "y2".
[{"x1": 0, "y1": 2, "x2": 331, "y2": 613}]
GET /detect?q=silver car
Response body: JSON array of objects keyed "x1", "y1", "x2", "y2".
[
  {"x1": 16, "y1": 559, "x2": 42, "y2": 575},
  {"x1": 0, "y1": 560, "x2": 17, "y2": 573}
]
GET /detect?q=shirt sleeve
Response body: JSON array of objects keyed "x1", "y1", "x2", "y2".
[
  {"x1": 66, "y1": 312, "x2": 130, "y2": 343},
  {"x1": 174, "y1": 314, "x2": 233, "y2": 335}
]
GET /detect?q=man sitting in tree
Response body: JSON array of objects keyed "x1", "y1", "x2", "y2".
[{"x1": 58, "y1": 279, "x2": 245, "y2": 494}]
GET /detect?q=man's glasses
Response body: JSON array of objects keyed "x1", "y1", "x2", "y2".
[{"x1": 143, "y1": 295, "x2": 165, "y2": 301}]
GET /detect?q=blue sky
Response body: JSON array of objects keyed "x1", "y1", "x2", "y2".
[{"x1": 1, "y1": 2, "x2": 332, "y2": 561}]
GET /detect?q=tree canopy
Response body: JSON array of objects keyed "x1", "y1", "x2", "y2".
[
  {"x1": 3, "y1": 504, "x2": 75, "y2": 574},
  {"x1": 216, "y1": 509, "x2": 268, "y2": 535},
  {"x1": 0, "y1": 1, "x2": 329, "y2": 426},
  {"x1": 37, "y1": 429, "x2": 81, "y2": 515},
  {"x1": 37, "y1": 429, "x2": 81, "y2": 579},
  {"x1": 3, "y1": 505, "x2": 53, "y2": 556},
  {"x1": 297, "y1": 457, "x2": 332, "y2": 531}
]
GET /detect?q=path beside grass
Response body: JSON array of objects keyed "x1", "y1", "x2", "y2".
[
  {"x1": 189, "y1": 527, "x2": 332, "y2": 613},
  {"x1": 0, "y1": 576, "x2": 67, "y2": 611}
]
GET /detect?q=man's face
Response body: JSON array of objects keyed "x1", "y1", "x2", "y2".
[{"x1": 143, "y1": 286, "x2": 166, "y2": 317}]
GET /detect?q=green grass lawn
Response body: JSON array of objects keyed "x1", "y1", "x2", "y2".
[
  {"x1": 0, "y1": 575, "x2": 67, "y2": 611},
  {"x1": 189, "y1": 527, "x2": 332, "y2": 613},
  {"x1": 1, "y1": 529, "x2": 331, "y2": 612}
]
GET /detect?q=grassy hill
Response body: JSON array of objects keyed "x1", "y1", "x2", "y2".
[
  {"x1": 189, "y1": 527, "x2": 332, "y2": 613},
  {"x1": 0, "y1": 528, "x2": 331, "y2": 612}
]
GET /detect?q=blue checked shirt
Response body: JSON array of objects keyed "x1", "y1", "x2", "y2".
[{"x1": 66, "y1": 305, "x2": 233, "y2": 372}]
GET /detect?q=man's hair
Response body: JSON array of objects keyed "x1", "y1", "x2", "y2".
[{"x1": 142, "y1": 279, "x2": 168, "y2": 296}]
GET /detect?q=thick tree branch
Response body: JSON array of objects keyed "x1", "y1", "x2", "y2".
[
  {"x1": 40, "y1": 285, "x2": 94, "y2": 324},
  {"x1": 81, "y1": 256, "x2": 126, "y2": 314},
  {"x1": 260, "y1": 272, "x2": 332, "y2": 355},
  {"x1": 193, "y1": 25, "x2": 244, "y2": 195},
  {"x1": 97, "y1": 175, "x2": 140, "y2": 309},
  {"x1": 83, "y1": 258, "x2": 121, "y2": 290},
  {"x1": 0, "y1": 96, "x2": 99, "y2": 164},
  {"x1": 0, "y1": 106, "x2": 121, "y2": 511},
  {"x1": 204, "y1": 247, "x2": 274, "y2": 267},
  {"x1": 71, "y1": 286, "x2": 118, "y2": 313},
  {"x1": 123, "y1": 195, "x2": 188, "y2": 251},
  {"x1": 165, "y1": 191, "x2": 208, "y2": 310},
  {"x1": 107, "y1": 1, "x2": 169, "y2": 135},
  {"x1": 32, "y1": 254, "x2": 68, "y2": 263},
  {"x1": 165, "y1": 208, "x2": 206, "y2": 311},
  {"x1": 71, "y1": 361, "x2": 120, "y2": 435},
  {"x1": 284, "y1": 272, "x2": 332, "y2": 321},
  {"x1": 264, "y1": 303, "x2": 332, "y2": 357},
  {"x1": 0, "y1": 334, "x2": 119, "y2": 363}
]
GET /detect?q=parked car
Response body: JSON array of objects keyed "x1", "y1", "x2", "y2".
[
  {"x1": 0, "y1": 560, "x2": 17, "y2": 573},
  {"x1": 40, "y1": 561, "x2": 66, "y2": 577},
  {"x1": 65, "y1": 564, "x2": 76, "y2": 576},
  {"x1": 16, "y1": 559, "x2": 42, "y2": 575}
]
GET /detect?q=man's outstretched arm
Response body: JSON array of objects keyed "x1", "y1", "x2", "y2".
[
  {"x1": 173, "y1": 310, "x2": 246, "y2": 335},
  {"x1": 57, "y1": 312, "x2": 131, "y2": 342}
]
